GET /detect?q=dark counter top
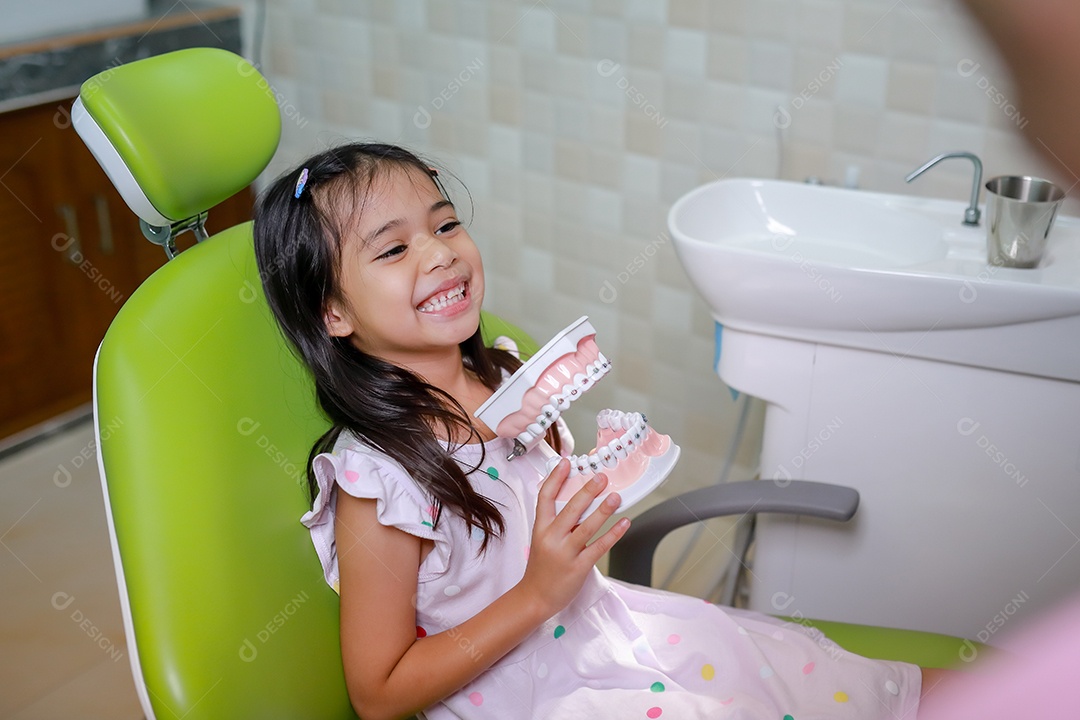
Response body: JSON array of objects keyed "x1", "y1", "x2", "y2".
[{"x1": 0, "y1": 4, "x2": 242, "y2": 113}]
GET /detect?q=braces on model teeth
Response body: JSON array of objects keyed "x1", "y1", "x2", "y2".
[
  {"x1": 510, "y1": 353, "x2": 612, "y2": 457},
  {"x1": 566, "y1": 410, "x2": 648, "y2": 476},
  {"x1": 475, "y1": 316, "x2": 680, "y2": 516}
]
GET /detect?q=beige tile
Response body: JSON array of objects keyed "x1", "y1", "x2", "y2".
[
  {"x1": 887, "y1": 61, "x2": 936, "y2": 115},
  {"x1": 486, "y1": 3, "x2": 522, "y2": 46},
  {"x1": 842, "y1": 4, "x2": 893, "y2": 55},
  {"x1": 744, "y1": 0, "x2": 794, "y2": 42},
  {"x1": 625, "y1": 110, "x2": 663, "y2": 157},
  {"x1": 554, "y1": 139, "x2": 588, "y2": 181},
  {"x1": 890, "y1": 6, "x2": 943, "y2": 64},
  {"x1": 834, "y1": 106, "x2": 882, "y2": 155},
  {"x1": 626, "y1": 23, "x2": 664, "y2": 70},
  {"x1": 588, "y1": 146, "x2": 624, "y2": 189},
  {"x1": 878, "y1": 111, "x2": 932, "y2": 163},
  {"x1": 556, "y1": 13, "x2": 589, "y2": 56},
  {"x1": 748, "y1": 40, "x2": 793, "y2": 91},
  {"x1": 372, "y1": 65, "x2": 399, "y2": 100},
  {"x1": 664, "y1": 77, "x2": 707, "y2": 123},
  {"x1": 661, "y1": 120, "x2": 702, "y2": 166},
  {"x1": 706, "y1": 33, "x2": 747, "y2": 83},
  {"x1": 797, "y1": 0, "x2": 844, "y2": 50},
  {"x1": 785, "y1": 98, "x2": 833, "y2": 144},
  {"x1": 935, "y1": 69, "x2": 990, "y2": 125},
  {"x1": 668, "y1": 0, "x2": 708, "y2": 29},
  {"x1": 426, "y1": 0, "x2": 457, "y2": 35}
]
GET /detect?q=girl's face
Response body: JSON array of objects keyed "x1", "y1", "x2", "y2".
[{"x1": 323, "y1": 166, "x2": 485, "y2": 368}]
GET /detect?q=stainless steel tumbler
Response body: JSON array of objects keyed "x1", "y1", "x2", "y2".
[{"x1": 984, "y1": 175, "x2": 1065, "y2": 268}]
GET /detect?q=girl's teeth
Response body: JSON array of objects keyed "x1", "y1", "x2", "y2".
[{"x1": 419, "y1": 283, "x2": 465, "y2": 312}]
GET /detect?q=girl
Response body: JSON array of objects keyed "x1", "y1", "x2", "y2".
[{"x1": 253, "y1": 142, "x2": 942, "y2": 720}]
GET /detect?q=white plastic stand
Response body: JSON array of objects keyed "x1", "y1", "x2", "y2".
[{"x1": 721, "y1": 326, "x2": 1080, "y2": 640}]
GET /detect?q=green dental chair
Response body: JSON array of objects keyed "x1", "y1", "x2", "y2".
[{"x1": 78, "y1": 48, "x2": 977, "y2": 720}]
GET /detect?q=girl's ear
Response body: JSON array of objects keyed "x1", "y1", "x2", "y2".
[{"x1": 323, "y1": 299, "x2": 355, "y2": 338}]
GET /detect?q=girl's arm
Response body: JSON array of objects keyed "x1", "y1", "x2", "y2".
[{"x1": 336, "y1": 460, "x2": 628, "y2": 720}]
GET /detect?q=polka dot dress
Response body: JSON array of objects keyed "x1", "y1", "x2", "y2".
[{"x1": 304, "y1": 432, "x2": 922, "y2": 719}]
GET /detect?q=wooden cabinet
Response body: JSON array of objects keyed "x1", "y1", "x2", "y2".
[{"x1": 0, "y1": 98, "x2": 254, "y2": 439}]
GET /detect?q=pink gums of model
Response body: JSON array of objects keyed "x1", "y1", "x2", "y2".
[
  {"x1": 494, "y1": 335, "x2": 604, "y2": 441},
  {"x1": 554, "y1": 412, "x2": 672, "y2": 501}
]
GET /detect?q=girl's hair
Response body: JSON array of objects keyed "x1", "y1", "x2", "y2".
[{"x1": 253, "y1": 142, "x2": 555, "y2": 550}]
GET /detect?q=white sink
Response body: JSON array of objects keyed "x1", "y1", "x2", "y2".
[
  {"x1": 669, "y1": 178, "x2": 1080, "y2": 638},
  {"x1": 669, "y1": 179, "x2": 1080, "y2": 334}
]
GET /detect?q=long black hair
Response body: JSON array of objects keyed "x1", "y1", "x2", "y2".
[{"x1": 253, "y1": 142, "x2": 550, "y2": 550}]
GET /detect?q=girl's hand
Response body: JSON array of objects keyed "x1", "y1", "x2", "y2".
[{"x1": 518, "y1": 459, "x2": 631, "y2": 618}]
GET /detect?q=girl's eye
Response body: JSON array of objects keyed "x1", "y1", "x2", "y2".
[
  {"x1": 436, "y1": 220, "x2": 461, "y2": 235},
  {"x1": 376, "y1": 244, "x2": 406, "y2": 260}
]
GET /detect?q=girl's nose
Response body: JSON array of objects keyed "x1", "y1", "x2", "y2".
[{"x1": 420, "y1": 233, "x2": 456, "y2": 270}]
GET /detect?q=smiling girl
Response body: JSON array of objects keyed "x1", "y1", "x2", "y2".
[{"x1": 253, "y1": 142, "x2": 939, "y2": 720}]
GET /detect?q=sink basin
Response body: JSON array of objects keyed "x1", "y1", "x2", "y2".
[
  {"x1": 671, "y1": 179, "x2": 1080, "y2": 637},
  {"x1": 669, "y1": 179, "x2": 1080, "y2": 335}
]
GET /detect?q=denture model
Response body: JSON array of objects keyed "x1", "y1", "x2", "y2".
[{"x1": 475, "y1": 316, "x2": 680, "y2": 517}]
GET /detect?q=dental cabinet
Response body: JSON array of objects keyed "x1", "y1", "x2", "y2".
[
  {"x1": 670, "y1": 178, "x2": 1080, "y2": 640},
  {"x1": 0, "y1": 7, "x2": 246, "y2": 439}
]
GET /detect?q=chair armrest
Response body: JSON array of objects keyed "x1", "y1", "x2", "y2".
[{"x1": 607, "y1": 479, "x2": 859, "y2": 587}]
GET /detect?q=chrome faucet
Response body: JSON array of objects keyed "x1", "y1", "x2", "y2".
[{"x1": 905, "y1": 151, "x2": 983, "y2": 226}]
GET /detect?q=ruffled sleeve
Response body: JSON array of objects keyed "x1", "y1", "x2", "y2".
[{"x1": 301, "y1": 435, "x2": 452, "y2": 592}]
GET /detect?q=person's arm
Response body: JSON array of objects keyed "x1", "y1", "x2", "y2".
[
  {"x1": 336, "y1": 460, "x2": 629, "y2": 720},
  {"x1": 959, "y1": 0, "x2": 1080, "y2": 177}
]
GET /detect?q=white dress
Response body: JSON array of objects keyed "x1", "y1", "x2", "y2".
[{"x1": 303, "y1": 431, "x2": 921, "y2": 719}]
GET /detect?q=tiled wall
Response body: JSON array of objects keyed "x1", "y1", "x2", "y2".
[{"x1": 241, "y1": 0, "x2": 1066, "y2": 496}]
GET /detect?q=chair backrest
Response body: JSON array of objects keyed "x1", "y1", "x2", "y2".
[
  {"x1": 95, "y1": 222, "x2": 537, "y2": 719},
  {"x1": 96, "y1": 223, "x2": 349, "y2": 718},
  {"x1": 83, "y1": 46, "x2": 540, "y2": 720}
]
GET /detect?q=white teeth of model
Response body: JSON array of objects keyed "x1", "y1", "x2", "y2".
[
  {"x1": 517, "y1": 430, "x2": 535, "y2": 446},
  {"x1": 609, "y1": 439, "x2": 629, "y2": 460},
  {"x1": 606, "y1": 409, "x2": 627, "y2": 430},
  {"x1": 562, "y1": 383, "x2": 582, "y2": 400},
  {"x1": 615, "y1": 412, "x2": 626, "y2": 428},
  {"x1": 587, "y1": 454, "x2": 602, "y2": 472},
  {"x1": 527, "y1": 422, "x2": 545, "y2": 437},
  {"x1": 554, "y1": 394, "x2": 571, "y2": 411},
  {"x1": 597, "y1": 409, "x2": 612, "y2": 429},
  {"x1": 574, "y1": 372, "x2": 592, "y2": 393},
  {"x1": 540, "y1": 404, "x2": 557, "y2": 421}
]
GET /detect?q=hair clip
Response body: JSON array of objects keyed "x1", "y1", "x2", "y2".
[{"x1": 294, "y1": 168, "x2": 310, "y2": 199}]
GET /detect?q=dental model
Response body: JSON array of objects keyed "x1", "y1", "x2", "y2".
[{"x1": 476, "y1": 316, "x2": 680, "y2": 517}]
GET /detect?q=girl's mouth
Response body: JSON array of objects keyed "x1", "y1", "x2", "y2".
[{"x1": 417, "y1": 281, "x2": 468, "y2": 314}]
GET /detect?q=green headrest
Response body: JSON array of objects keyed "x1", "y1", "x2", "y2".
[{"x1": 73, "y1": 47, "x2": 281, "y2": 225}]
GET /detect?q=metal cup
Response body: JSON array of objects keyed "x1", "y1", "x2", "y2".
[{"x1": 984, "y1": 175, "x2": 1065, "y2": 268}]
